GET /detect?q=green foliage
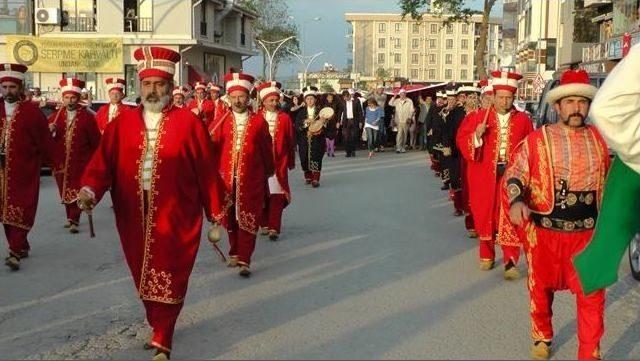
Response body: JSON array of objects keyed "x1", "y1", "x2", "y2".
[{"x1": 238, "y1": 0, "x2": 300, "y2": 78}]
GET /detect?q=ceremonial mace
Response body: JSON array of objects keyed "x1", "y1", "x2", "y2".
[{"x1": 207, "y1": 223, "x2": 226, "y2": 263}]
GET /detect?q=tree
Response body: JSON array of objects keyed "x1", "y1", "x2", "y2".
[
  {"x1": 238, "y1": 0, "x2": 300, "y2": 79},
  {"x1": 376, "y1": 67, "x2": 392, "y2": 80},
  {"x1": 398, "y1": 0, "x2": 496, "y2": 80},
  {"x1": 318, "y1": 82, "x2": 334, "y2": 93}
]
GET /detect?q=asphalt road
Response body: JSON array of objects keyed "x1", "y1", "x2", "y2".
[{"x1": 1, "y1": 151, "x2": 639, "y2": 360}]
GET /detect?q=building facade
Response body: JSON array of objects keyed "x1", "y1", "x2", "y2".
[
  {"x1": 0, "y1": 0, "x2": 257, "y2": 100},
  {"x1": 515, "y1": 0, "x2": 560, "y2": 100},
  {"x1": 345, "y1": 13, "x2": 501, "y2": 84},
  {"x1": 581, "y1": 0, "x2": 640, "y2": 75}
]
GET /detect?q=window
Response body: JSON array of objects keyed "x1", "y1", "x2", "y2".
[
  {"x1": 446, "y1": 39, "x2": 453, "y2": 49},
  {"x1": 429, "y1": 39, "x2": 436, "y2": 49},
  {"x1": 378, "y1": 38, "x2": 386, "y2": 48},
  {"x1": 462, "y1": 23, "x2": 468, "y2": 34},
  {"x1": 200, "y1": 0, "x2": 207, "y2": 36},
  {"x1": 378, "y1": 23, "x2": 386, "y2": 32},
  {"x1": 124, "y1": 64, "x2": 138, "y2": 96},
  {"x1": 411, "y1": 69, "x2": 419, "y2": 78},
  {"x1": 461, "y1": 54, "x2": 469, "y2": 65},
  {"x1": 395, "y1": 23, "x2": 402, "y2": 32},
  {"x1": 62, "y1": 0, "x2": 97, "y2": 32},
  {"x1": 428, "y1": 69, "x2": 436, "y2": 79},
  {"x1": 411, "y1": 53, "x2": 419, "y2": 64},
  {"x1": 394, "y1": 38, "x2": 401, "y2": 48},
  {"x1": 461, "y1": 39, "x2": 468, "y2": 49},
  {"x1": 394, "y1": 53, "x2": 401, "y2": 64},
  {"x1": 412, "y1": 38, "x2": 420, "y2": 49},
  {"x1": 378, "y1": 53, "x2": 385, "y2": 64},
  {"x1": 412, "y1": 23, "x2": 420, "y2": 34},
  {"x1": 204, "y1": 53, "x2": 225, "y2": 86},
  {"x1": 430, "y1": 23, "x2": 438, "y2": 34},
  {"x1": 0, "y1": 0, "x2": 32, "y2": 34},
  {"x1": 445, "y1": 54, "x2": 452, "y2": 64},
  {"x1": 393, "y1": 68, "x2": 401, "y2": 77},
  {"x1": 445, "y1": 69, "x2": 452, "y2": 79},
  {"x1": 461, "y1": 69, "x2": 468, "y2": 80},
  {"x1": 446, "y1": 24, "x2": 453, "y2": 34},
  {"x1": 241, "y1": 15, "x2": 247, "y2": 45},
  {"x1": 429, "y1": 53, "x2": 436, "y2": 64}
]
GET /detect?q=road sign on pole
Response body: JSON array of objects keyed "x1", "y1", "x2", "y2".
[{"x1": 533, "y1": 73, "x2": 545, "y2": 95}]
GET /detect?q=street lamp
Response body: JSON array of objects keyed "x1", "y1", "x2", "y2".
[
  {"x1": 288, "y1": 50, "x2": 324, "y2": 88},
  {"x1": 255, "y1": 36, "x2": 296, "y2": 81}
]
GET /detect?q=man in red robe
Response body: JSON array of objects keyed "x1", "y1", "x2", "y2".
[
  {"x1": 208, "y1": 82, "x2": 226, "y2": 119},
  {"x1": 78, "y1": 46, "x2": 225, "y2": 361},
  {"x1": 49, "y1": 77, "x2": 101, "y2": 234},
  {"x1": 95, "y1": 78, "x2": 128, "y2": 133},
  {"x1": 172, "y1": 86, "x2": 187, "y2": 108},
  {"x1": 504, "y1": 70, "x2": 609, "y2": 360},
  {"x1": 255, "y1": 81, "x2": 295, "y2": 241},
  {"x1": 187, "y1": 81, "x2": 215, "y2": 126},
  {"x1": 456, "y1": 70, "x2": 533, "y2": 279},
  {"x1": 209, "y1": 72, "x2": 275, "y2": 277},
  {"x1": 1, "y1": 64, "x2": 52, "y2": 271}
]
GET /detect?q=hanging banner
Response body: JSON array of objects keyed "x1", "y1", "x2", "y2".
[{"x1": 5, "y1": 36, "x2": 123, "y2": 73}]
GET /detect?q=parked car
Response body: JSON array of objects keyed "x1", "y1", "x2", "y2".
[{"x1": 533, "y1": 72, "x2": 608, "y2": 129}]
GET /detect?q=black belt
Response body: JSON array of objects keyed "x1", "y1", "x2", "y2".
[{"x1": 531, "y1": 190, "x2": 598, "y2": 232}]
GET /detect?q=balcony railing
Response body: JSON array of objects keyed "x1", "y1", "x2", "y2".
[
  {"x1": 584, "y1": 0, "x2": 612, "y2": 8},
  {"x1": 63, "y1": 16, "x2": 96, "y2": 32},
  {"x1": 124, "y1": 17, "x2": 153, "y2": 32}
]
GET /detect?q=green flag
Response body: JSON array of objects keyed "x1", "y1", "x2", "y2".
[{"x1": 574, "y1": 157, "x2": 640, "y2": 294}]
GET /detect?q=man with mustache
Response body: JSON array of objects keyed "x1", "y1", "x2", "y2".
[
  {"x1": 0, "y1": 63, "x2": 52, "y2": 271},
  {"x1": 48, "y1": 77, "x2": 101, "y2": 234},
  {"x1": 78, "y1": 46, "x2": 225, "y2": 360},
  {"x1": 209, "y1": 71, "x2": 274, "y2": 277},
  {"x1": 503, "y1": 69, "x2": 610, "y2": 360}
]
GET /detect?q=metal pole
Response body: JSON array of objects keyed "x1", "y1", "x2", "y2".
[
  {"x1": 256, "y1": 36, "x2": 296, "y2": 81},
  {"x1": 288, "y1": 51, "x2": 323, "y2": 87}
]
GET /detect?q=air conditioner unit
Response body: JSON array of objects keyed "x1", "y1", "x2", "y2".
[{"x1": 35, "y1": 8, "x2": 61, "y2": 25}]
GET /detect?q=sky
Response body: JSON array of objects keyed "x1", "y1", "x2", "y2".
[{"x1": 244, "y1": 0, "x2": 501, "y2": 80}]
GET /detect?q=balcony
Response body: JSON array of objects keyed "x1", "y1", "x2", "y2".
[
  {"x1": 584, "y1": 0, "x2": 612, "y2": 8},
  {"x1": 124, "y1": 17, "x2": 153, "y2": 32}
]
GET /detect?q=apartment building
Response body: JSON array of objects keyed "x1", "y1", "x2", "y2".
[
  {"x1": 0, "y1": 0, "x2": 258, "y2": 100},
  {"x1": 345, "y1": 13, "x2": 501, "y2": 84},
  {"x1": 515, "y1": 0, "x2": 560, "y2": 100}
]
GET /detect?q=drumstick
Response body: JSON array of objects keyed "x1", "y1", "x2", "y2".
[
  {"x1": 211, "y1": 243, "x2": 227, "y2": 263},
  {"x1": 208, "y1": 111, "x2": 230, "y2": 136}
]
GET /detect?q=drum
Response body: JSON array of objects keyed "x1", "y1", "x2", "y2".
[{"x1": 308, "y1": 107, "x2": 334, "y2": 136}]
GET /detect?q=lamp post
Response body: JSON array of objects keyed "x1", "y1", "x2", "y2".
[
  {"x1": 288, "y1": 50, "x2": 324, "y2": 88},
  {"x1": 255, "y1": 36, "x2": 296, "y2": 81}
]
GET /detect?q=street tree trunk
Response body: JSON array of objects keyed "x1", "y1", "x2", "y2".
[{"x1": 474, "y1": 0, "x2": 496, "y2": 80}]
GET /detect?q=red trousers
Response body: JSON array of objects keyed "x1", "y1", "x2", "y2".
[
  {"x1": 4, "y1": 224, "x2": 30, "y2": 257},
  {"x1": 526, "y1": 227, "x2": 604, "y2": 360},
  {"x1": 143, "y1": 300, "x2": 183, "y2": 353},
  {"x1": 227, "y1": 203, "x2": 257, "y2": 266},
  {"x1": 311, "y1": 171, "x2": 321, "y2": 183},
  {"x1": 65, "y1": 203, "x2": 82, "y2": 224},
  {"x1": 54, "y1": 173, "x2": 82, "y2": 224},
  {"x1": 304, "y1": 171, "x2": 312, "y2": 182},
  {"x1": 464, "y1": 213, "x2": 475, "y2": 232},
  {"x1": 429, "y1": 154, "x2": 441, "y2": 173},
  {"x1": 266, "y1": 194, "x2": 287, "y2": 233},
  {"x1": 479, "y1": 240, "x2": 520, "y2": 265}
]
